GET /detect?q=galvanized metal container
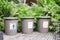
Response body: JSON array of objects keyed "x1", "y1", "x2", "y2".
[
  {"x1": 4, "y1": 17, "x2": 18, "y2": 35},
  {"x1": 21, "y1": 17, "x2": 34, "y2": 34},
  {"x1": 37, "y1": 16, "x2": 50, "y2": 33}
]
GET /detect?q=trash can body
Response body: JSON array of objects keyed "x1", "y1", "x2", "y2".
[
  {"x1": 37, "y1": 16, "x2": 50, "y2": 33},
  {"x1": 21, "y1": 17, "x2": 34, "y2": 34},
  {"x1": 4, "y1": 17, "x2": 18, "y2": 35},
  {"x1": 0, "y1": 31, "x2": 3, "y2": 40}
]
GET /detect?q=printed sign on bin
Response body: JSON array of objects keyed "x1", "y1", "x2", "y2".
[
  {"x1": 10, "y1": 23, "x2": 16, "y2": 30},
  {"x1": 28, "y1": 22, "x2": 33, "y2": 28},
  {"x1": 43, "y1": 21, "x2": 49, "y2": 28}
]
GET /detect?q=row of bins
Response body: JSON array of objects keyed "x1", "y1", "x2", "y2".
[{"x1": 4, "y1": 16, "x2": 50, "y2": 35}]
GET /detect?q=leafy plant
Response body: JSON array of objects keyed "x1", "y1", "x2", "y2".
[
  {"x1": 15, "y1": 3, "x2": 42, "y2": 31},
  {"x1": 53, "y1": 22, "x2": 60, "y2": 33},
  {"x1": 0, "y1": 0, "x2": 60, "y2": 32},
  {"x1": 36, "y1": 0, "x2": 60, "y2": 31},
  {"x1": 0, "y1": 0, "x2": 18, "y2": 31},
  {"x1": 55, "y1": 0, "x2": 60, "y2": 6},
  {"x1": 0, "y1": 0, "x2": 41, "y2": 31}
]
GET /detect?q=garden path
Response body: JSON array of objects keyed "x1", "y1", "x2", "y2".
[{"x1": 4, "y1": 32, "x2": 55, "y2": 40}]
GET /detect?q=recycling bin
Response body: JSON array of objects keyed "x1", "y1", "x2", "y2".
[
  {"x1": 0, "y1": 31, "x2": 3, "y2": 40},
  {"x1": 21, "y1": 17, "x2": 34, "y2": 34},
  {"x1": 4, "y1": 17, "x2": 18, "y2": 35},
  {"x1": 37, "y1": 16, "x2": 50, "y2": 33}
]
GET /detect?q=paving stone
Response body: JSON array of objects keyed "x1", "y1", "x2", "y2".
[
  {"x1": 0, "y1": 31, "x2": 3, "y2": 40},
  {"x1": 4, "y1": 32, "x2": 55, "y2": 40}
]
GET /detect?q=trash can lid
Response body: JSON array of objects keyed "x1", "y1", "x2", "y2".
[
  {"x1": 4, "y1": 17, "x2": 18, "y2": 20},
  {"x1": 37, "y1": 16, "x2": 50, "y2": 19},
  {"x1": 21, "y1": 17, "x2": 34, "y2": 19}
]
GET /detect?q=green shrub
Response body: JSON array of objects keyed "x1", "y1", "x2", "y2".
[
  {"x1": 0, "y1": 0, "x2": 17, "y2": 31},
  {"x1": 0, "y1": 0, "x2": 60, "y2": 31},
  {"x1": 0, "y1": 0, "x2": 41, "y2": 31},
  {"x1": 36, "y1": 0, "x2": 60, "y2": 31}
]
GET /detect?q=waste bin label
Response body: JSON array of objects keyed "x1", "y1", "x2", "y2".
[
  {"x1": 28, "y1": 22, "x2": 33, "y2": 28},
  {"x1": 43, "y1": 21, "x2": 48, "y2": 28},
  {"x1": 10, "y1": 23, "x2": 16, "y2": 30}
]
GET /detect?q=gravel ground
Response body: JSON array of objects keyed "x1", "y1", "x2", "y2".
[{"x1": 3, "y1": 32, "x2": 55, "y2": 40}]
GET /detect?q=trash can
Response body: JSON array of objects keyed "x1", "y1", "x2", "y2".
[
  {"x1": 4, "y1": 17, "x2": 18, "y2": 35},
  {"x1": 0, "y1": 31, "x2": 3, "y2": 40},
  {"x1": 21, "y1": 17, "x2": 34, "y2": 34},
  {"x1": 37, "y1": 16, "x2": 50, "y2": 33}
]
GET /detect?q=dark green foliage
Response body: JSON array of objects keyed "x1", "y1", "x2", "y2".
[
  {"x1": 0, "y1": 0, "x2": 18, "y2": 31},
  {"x1": 0, "y1": 0, "x2": 60, "y2": 31},
  {"x1": 55, "y1": 0, "x2": 60, "y2": 6},
  {"x1": 36, "y1": 0, "x2": 60, "y2": 31},
  {"x1": 0, "y1": 0, "x2": 41, "y2": 31}
]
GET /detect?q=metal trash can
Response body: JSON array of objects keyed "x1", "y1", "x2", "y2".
[
  {"x1": 4, "y1": 17, "x2": 18, "y2": 35},
  {"x1": 0, "y1": 31, "x2": 3, "y2": 40},
  {"x1": 37, "y1": 16, "x2": 50, "y2": 33},
  {"x1": 21, "y1": 17, "x2": 34, "y2": 34}
]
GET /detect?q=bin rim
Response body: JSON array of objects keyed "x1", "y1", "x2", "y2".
[
  {"x1": 4, "y1": 17, "x2": 18, "y2": 20},
  {"x1": 21, "y1": 17, "x2": 34, "y2": 19},
  {"x1": 37, "y1": 16, "x2": 50, "y2": 19}
]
